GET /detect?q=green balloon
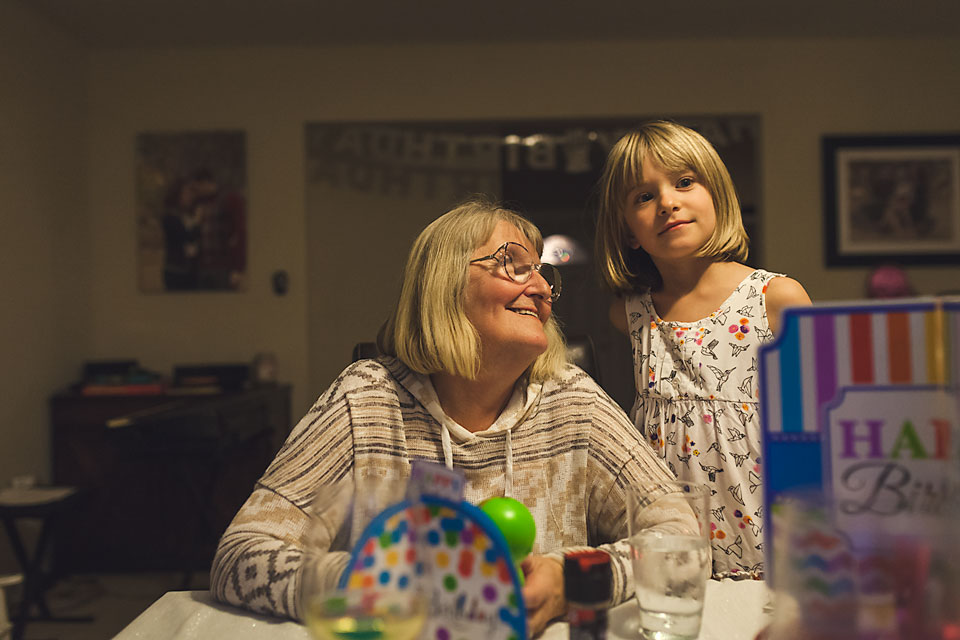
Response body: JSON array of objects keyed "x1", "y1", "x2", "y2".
[{"x1": 479, "y1": 497, "x2": 536, "y2": 561}]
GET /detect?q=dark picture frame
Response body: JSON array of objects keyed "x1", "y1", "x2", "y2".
[
  {"x1": 823, "y1": 134, "x2": 960, "y2": 266},
  {"x1": 136, "y1": 130, "x2": 248, "y2": 292}
]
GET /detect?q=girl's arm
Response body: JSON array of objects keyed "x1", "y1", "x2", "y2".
[
  {"x1": 766, "y1": 277, "x2": 812, "y2": 335},
  {"x1": 609, "y1": 296, "x2": 628, "y2": 335}
]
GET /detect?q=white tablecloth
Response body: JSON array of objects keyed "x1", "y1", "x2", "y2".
[{"x1": 116, "y1": 579, "x2": 771, "y2": 640}]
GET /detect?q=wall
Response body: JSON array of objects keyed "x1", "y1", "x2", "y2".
[
  {"x1": 85, "y1": 39, "x2": 959, "y2": 396},
  {"x1": 3, "y1": 31, "x2": 959, "y2": 523},
  {"x1": 0, "y1": 0, "x2": 88, "y2": 572}
]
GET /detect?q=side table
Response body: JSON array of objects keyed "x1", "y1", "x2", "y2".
[{"x1": 0, "y1": 487, "x2": 92, "y2": 640}]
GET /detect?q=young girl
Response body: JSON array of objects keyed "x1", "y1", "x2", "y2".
[{"x1": 595, "y1": 120, "x2": 811, "y2": 579}]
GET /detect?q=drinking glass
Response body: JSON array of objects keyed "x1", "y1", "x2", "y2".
[
  {"x1": 627, "y1": 481, "x2": 711, "y2": 640},
  {"x1": 303, "y1": 587, "x2": 426, "y2": 640},
  {"x1": 299, "y1": 475, "x2": 428, "y2": 640}
]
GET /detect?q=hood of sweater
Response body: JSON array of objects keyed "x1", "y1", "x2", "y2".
[{"x1": 400, "y1": 368, "x2": 542, "y2": 498}]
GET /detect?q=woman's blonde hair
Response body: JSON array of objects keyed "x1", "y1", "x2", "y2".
[
  {"x1": 378, "y1": 198, "x2": 567, "y2": 382},
  {"x1": 595, "y1": 120, "x2": 749, "y2": 293}
]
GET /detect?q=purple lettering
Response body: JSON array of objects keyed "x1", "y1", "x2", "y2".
[{"x1": 839, "y1": 419, "x2": 885, "y2": 459}]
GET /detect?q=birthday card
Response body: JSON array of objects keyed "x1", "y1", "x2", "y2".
[
  {"x1": 337, "y1": 460, "x2": 528, "y2": 640},
  {"x1": 759, "y1": 298, "x2": 960, "y2": 559}
]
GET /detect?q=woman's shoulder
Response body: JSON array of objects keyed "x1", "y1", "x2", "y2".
[
  {"x1": 548, "y1": 361, "x2": 603, "y2": 390},
  {"x1": 540, "y1": 365, "x2": 649, "y2": 449},
  {"x1": 314, "y1": 357, "x2": 407, "y2": 404},
  {"x1": 542, "y1": 364, "x2": 628, "y2": 417}
]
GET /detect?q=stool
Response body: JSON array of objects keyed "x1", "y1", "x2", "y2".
[{"x1": 0, "y1": 487, "x2": 92, "y2": 640}]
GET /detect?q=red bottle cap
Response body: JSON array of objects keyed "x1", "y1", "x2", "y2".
[{"x1": 563, "y1": 549, "x2": 612, "y2": 605}]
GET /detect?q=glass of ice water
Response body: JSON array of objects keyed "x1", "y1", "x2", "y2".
[{"x1": 627, "y1": 481, "x2": 711, "y2": 640}]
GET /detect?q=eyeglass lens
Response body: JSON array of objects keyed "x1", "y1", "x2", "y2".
[{"x1": 503, "y1": 244, "x2": 561, "y2": 299}]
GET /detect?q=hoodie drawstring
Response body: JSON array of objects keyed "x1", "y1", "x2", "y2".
[
  {"x1": 440, "y1": 421, "x2": 454, "y2": 470},
  {"x1": 504, "y1": 429, "x2": 514, "y2": 498},
  {"x1": 440, "y1": 419, "x2": 513, "y2": 498}
]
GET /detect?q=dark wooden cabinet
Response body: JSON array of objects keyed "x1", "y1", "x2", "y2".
[{"x1": 50, "y1": 385, "x2": 292, "y2": 573}]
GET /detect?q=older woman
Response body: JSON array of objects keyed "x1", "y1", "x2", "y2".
[{"x1": 210, "y1": 199, "x2": 685, "y2": 636}]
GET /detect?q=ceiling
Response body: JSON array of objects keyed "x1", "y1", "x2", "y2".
[{"x1": 17, "y1": 0, "x2": 960, "y2": 49}]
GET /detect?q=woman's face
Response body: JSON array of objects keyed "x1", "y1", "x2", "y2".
[{"x1": 464, "y1": 220, "x2": 553, "y2": 368}]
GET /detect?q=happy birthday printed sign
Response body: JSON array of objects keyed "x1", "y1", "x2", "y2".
[
  {"x1": 824, "y1": 387, "x2": 959, "y2": 536},
  {"x1": 760, "y1": 298, "x2": 960, "y2": 559}
]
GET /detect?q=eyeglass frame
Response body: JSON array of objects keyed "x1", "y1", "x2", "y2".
[{"x1": 468, "y1": 241, "x2": 562, "y2": 302}]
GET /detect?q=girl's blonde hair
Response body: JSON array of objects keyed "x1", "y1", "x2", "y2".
[
  {"x1": 595, "y1": 120, "x2": 749, "y2": 293},
  {"x1": 378, "y1": 198, "x2": 567, "y2": 382}
]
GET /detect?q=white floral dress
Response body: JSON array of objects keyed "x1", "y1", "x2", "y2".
[{"x1": 625, "y1": 269, "x2": 783, "y2": 579}]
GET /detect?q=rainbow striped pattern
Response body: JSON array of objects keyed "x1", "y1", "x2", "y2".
[{"x1": 761, "y1": 299, "x2": 957, "y2": 437}]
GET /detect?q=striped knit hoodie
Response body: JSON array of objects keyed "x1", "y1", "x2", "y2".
[{"x1": 210, "y1": 357, "x2": 688, "y2": 620}]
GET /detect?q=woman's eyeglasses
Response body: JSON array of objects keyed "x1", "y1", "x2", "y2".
[{"x1": 469, "y1": 242, "x2": 562, "y2": 302}]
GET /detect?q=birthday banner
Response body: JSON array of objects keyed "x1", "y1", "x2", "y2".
[{"x1": 760, "y1": 298, "x2": 960, "y2": 558}]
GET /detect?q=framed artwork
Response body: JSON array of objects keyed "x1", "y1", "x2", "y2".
[
  {"x1": 823, "y1": 134, "x2": 960, "y2": 266},
  {"x1": 136, "y1": 130, "x2": 247, "y2": 292}
]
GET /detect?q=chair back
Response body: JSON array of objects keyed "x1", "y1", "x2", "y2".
[
  {"x1": 352, "y1": 342, "x2": 381, "y2": 362},
  {"x1": 565, "y1": 335, "x2": 600, "y2": 384}
]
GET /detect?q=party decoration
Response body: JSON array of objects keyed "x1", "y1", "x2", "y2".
[
  {"x1": 760, "y1": 299, "x2": 959, "y2": 536},
  {"x1": 340, "y1": 495, "x2": 527, "y2": 640},
  {"x1": 479, "y1": 497, "x2": 536, "y2": 585},
  {"x1": 760, "y1": 298, "x2": 960, "y2": 637}
]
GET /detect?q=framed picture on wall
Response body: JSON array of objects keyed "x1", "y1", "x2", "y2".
[
  {"x1": 823, "y1": 134, "x2": 960, "y2": 266},
  {"x1": 136, "y1": 130, "x2": 248, "y2": 292}
]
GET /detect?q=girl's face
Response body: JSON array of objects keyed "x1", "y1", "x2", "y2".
[{"x1": 622, "y1": 157, "x2": 717, "y2": 263}]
